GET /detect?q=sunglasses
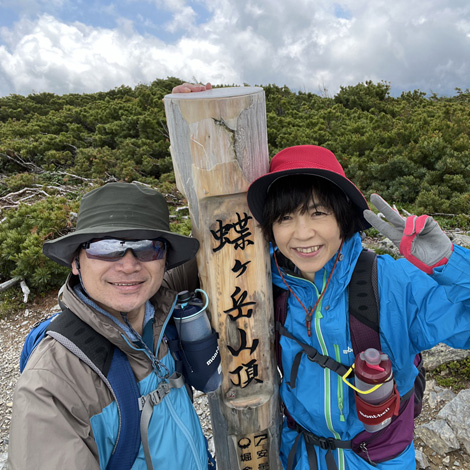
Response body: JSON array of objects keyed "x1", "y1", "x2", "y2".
[{"x1": 81, "y1": 238, "x2": 167, "y2": 262}]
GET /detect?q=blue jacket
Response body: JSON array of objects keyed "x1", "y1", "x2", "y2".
[{"x1": 273, "y1": 233, "x2": 470, "y2": 470}]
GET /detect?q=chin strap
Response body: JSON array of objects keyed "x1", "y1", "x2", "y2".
[
  {"x1": 74, "y1": 256, "x2": 92, "y2": 298},
  {"x1": 273, "y1": 240, "x2": 344, "y2": 337}
]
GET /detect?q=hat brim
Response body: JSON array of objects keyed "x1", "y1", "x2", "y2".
[
  {"x1": 43, "y1": 226, "x2": 199, "y2": 269},
  {"x1": 247, "y1": 168, "x2": 371, "y2": 230}
]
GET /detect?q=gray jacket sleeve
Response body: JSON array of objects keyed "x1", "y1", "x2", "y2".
[
  {"x1": 7, "y1": 336, "x2": 108, "y2": 470},
  {"x1": 162, "y1": 257, "x2": 200, "y2": 293},
  {"x1": 8, "y1": 367, "x2": 100, "y2": 469}
]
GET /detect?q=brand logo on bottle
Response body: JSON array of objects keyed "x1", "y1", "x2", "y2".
[
  {"x1": 359, "y1": 407, "x2": 391, "y2": 420},
  {"x1": 207, "y1": 346, "x2": 219, "y2": 366}
]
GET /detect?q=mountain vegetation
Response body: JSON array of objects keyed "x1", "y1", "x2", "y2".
[{"x1": 1, "y1": 78, "x2": 469, "y2": 299}]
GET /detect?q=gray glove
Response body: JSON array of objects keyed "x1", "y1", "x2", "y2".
[{"x1": 363, "y1": 194, "x2": 453, "y2": 274}]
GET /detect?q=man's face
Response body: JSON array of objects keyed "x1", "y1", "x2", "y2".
[{"x1": 72, "y1": 246, "x2": 166, "y2": 320}]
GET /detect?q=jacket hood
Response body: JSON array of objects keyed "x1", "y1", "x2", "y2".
[{"x1": 61, "y1": 274, "x2": 177, "y2": 364}]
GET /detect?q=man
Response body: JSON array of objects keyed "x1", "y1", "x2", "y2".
[{"x1": 8, "y1": 182, "x2": 211, "y2": 469}]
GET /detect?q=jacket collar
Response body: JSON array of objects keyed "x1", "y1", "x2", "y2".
[
  {"x1": 61, "y1": 274, "x2": 177, "y2": 352},
  {"x1": 271, "y1": 232, "x2": 364, "y2": 291}
]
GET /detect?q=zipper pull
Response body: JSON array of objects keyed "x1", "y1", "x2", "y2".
[
  {"x1": 339, "y1": 405, "x2": 345, "y2": 422},
  {"x1": 360, "y1": 442, "x2": 374, "y2": 465}
]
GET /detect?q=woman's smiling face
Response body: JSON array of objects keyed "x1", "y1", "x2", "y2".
[{"x1": 272, "y1": 198, "x2": 342, "y2": 283}]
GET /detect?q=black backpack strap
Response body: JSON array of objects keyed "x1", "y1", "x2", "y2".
[
  {"x1": 274, "y1": 285, "x2": 290, "y2": 374},
  {"x1": 46, "y1": 308, "x2": 114, "y2": 373},
  {"x1": 287, "y1": 422, "x2": 352, "y2": 470},
  {"x1": 46, "y1": 308, "x2": 141, "y2": 470},
  {"x1": 348, "y1": 249, "x2": 381, "y2": 354},
  {"x1": 277, "y1": 323, "x2": 350, "y2": 387},
  {"x1": 349, "y1": 249, "x2": 426, "y2": 415}
]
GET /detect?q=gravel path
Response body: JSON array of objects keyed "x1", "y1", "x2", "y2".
[{"x1": 0, "y1": 305, "x2": 48, "y2": 457}]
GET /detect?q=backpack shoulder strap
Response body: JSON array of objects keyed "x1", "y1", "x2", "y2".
[
  {"x1": 348, "y1": 248, "x2": 381, "y2": 355},
  {"x1": 273, "y1": 286, "x2": 350, "y2": 386},
  {"x1": 46, "y1": 308, "x2": 141, "y2": 470},
  {"x1": 273, "y1": 284, "x2": 290, "y2": 372},
  {"x1": 349, "y1": 249, "x2": 426, "y2": 416},
  {"x1": 349, "y1": 249, "x2": 381, "y2": 355},
  {"x1": 46, "y1": 308, "x2": 114, "y2": 372},
  {"x1": 20, "y1": 312, "x2": 60, "y2": 372}
]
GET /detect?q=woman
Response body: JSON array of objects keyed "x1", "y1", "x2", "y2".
[{"x1": 246, "y1": 144, "x2": 470, "y2": 470}]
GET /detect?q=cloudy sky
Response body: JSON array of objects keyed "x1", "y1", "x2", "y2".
[{"x1": 0, "y1": 0, "x2": 469, "y2": 98}]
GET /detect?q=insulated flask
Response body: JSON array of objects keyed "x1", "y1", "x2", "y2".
[
  {"x1": 354, "y1": 348, "x2": 397, "y2": 432},
  {"x1": 172, "y1": 289, "x2": 222, "y2": 393}
]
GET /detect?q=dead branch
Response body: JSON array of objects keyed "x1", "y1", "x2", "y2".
[
  {"x1": 0, "y1": 184, "x2": 81, "y2": 215},
  {"x1": 0, "y1": 277, "x2": 21, "y2": 293},
  {"x1": 31, "y1": 183, "x2": 82, "y2": 194},
  {"x1": 0, "y1": 151, "x2": 43, "y2": 173},
  {"x1": 0, "y1": 206, "x2": 17, "y2": 213},
  {"x1": 0, "y1": 277, "x2": 30, "y2": 302},
  {"x1": 20, "y1": 279, "x2": 31, "y2": 303},
  {"x1": 1, "y1": 188, "x2": 44, "y2": 203},
  {"x1": 1, "y1": 150, "x2": 96, "y2": 185},
  {"x1": 54, "y1": 171, "x2": 96, "y2": 184},
  {"x1": 0, "y1": 187, "x2": 50, "y2": 204}
]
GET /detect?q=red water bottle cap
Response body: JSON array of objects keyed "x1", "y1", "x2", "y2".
[
  {"x1": 355, "y1": 348, "x2": 392, "y2": 384},
  {"x1": 362, "y1": 348, "x2": 385, "y2": 372}
]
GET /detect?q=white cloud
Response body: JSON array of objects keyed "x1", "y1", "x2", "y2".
[
  {"x1": 166, "y1": 9, "x2": 196, "y2": 33},
  {"x1": 0, "y1": 13, "x2": 235, "y2": 96},
  {"x1": 0, "y1": 0, "x2": 469, "y2": 97}
]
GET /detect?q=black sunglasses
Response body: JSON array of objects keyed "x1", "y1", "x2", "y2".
[{"x1": 81, "y1": 238, "x2": 167, "y2": 262}]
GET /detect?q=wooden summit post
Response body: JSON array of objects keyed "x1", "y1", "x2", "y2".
[{"x1": 164, "y1": 87, "x2": 281, "y2": 470}]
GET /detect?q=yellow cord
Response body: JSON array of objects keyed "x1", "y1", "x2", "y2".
[{"x1": 341, "y1": 364, "x2": 384, "y2": 394}]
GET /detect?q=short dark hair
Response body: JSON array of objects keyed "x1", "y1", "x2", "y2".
[{"x1": 259, "y1": 175, "x2": 363, "y2": 243}]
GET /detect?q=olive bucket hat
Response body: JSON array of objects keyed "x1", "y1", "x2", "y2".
[
  {"x1": 43, "y1": 182, "x2": 199, "y2": 269},
  {"x1": 247, "y1": 145, "x2": 371, "y2": 229}
]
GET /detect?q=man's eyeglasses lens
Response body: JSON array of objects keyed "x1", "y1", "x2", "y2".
[{"x1": 82, "y1": 239, "x2": 167, "y2": 262}]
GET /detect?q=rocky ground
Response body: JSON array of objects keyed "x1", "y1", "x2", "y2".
[
  {"x1": 414, "y1": 383, "x2": 470, "y2": 469},
  {"x1": 1, "y1": 284, "x2": 470, "y2": 469}
]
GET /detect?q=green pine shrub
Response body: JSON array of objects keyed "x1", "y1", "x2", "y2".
[
  {"x1": 0, "y1": 197, "x2": 80, "y2": 291},
  {"x1": 1, "y1": 77, "x2": 470, "y2": 300}
]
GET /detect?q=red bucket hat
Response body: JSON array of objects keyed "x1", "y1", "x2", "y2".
[{"x1": 247, "y1": 145, "x2": 370, "y2": 229}]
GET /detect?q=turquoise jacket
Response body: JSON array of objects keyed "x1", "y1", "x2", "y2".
[{"x1": 273, "y1": 233, "x2": 470, "y2": 470}]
